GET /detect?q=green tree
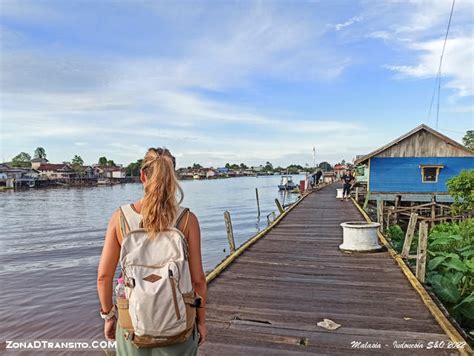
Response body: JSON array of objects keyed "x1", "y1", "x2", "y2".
[
  {"x1": 263, "y1": 161, "x2": 273, "y2": 172},
  {"x1": 447, "y1": 170, "x2": 474, "y2": 215},
  {"x1": 192, "y1": 163, "x2": 202, "y2": 170},
  {"x1": 239, "y1": 163, "x2": 248, "y2": 170},
  {"x1": 71, "y1": 155, "x2": 84, "y2": 166},
  {"x1": 11, "y1": 152, "x2": 32, "y2": 168},
  {"x1": 71, "y1": 155, "x2": 84, "y2": 176},
  {"x1": 318, "y1": 161, "x2": 332, "y2": 172},
  {"x1": 462, "y1": 130, "x2": 474, "y2": 150},
  {"x1": 98, "y1": 156, "x2": 108, "y2": 166},
  {"x1": 34, "y1": 147, "x2": 47, "y2": 159},
  {"x1": 341, "y1": 159, "x2": 346, "y2": 165},
  {"x1": 126, "y1": 159, "x2": 143, "y2": 177},
  {"x1": 225, "y1": 163, "x2": 231, "y2": 169},
  {"x1": 107, "y1": 160, "x2": 116, "y2": 167}
]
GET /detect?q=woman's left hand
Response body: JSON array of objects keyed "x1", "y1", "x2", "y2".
[{"x1": 104, "y1": 317, "x2": 116, "y2": 340}]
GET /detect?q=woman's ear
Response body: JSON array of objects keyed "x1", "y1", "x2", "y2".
[{"x1": 140, "y1": 169, "x2": 146, "y2": 184}]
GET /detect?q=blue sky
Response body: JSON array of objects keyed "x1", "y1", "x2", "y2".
[{"x1": 1, "y1": 0, "x2": 473, "y2": 168}]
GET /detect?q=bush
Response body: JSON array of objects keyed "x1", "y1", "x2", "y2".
[
  {"x1": 447, "y1": 170, "x2": 474, "y2": 215},
  {"x1": 426, "y1": 218, "x2": 474, "y2": 339}
]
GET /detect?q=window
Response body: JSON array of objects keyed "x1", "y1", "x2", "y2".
[{"x1": 420, "y1": 165, "x2": 443, "y2": 183}]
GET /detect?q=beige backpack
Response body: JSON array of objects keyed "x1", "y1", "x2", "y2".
[{"x1": 116, "y1": 204, "x2": 201, "y2": 348}]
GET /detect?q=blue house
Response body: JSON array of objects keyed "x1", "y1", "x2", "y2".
[{"x1": 355, "y1": 125, "x2": 474, "y2": 202}]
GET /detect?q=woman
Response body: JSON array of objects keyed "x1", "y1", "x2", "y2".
[{"x1": 97, "y1": 147, "x2": 207, "y2": 355}]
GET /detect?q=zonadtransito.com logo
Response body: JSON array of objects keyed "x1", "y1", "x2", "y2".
[{"x1": 5, "y1": 339, "x2": 116, "y2": 351}]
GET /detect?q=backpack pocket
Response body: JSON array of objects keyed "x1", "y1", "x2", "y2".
[{"x1": 126, "y1": 262, "x2": 187, "y2": 337}]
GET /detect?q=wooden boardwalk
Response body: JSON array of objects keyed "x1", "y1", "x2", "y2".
[{"x1": 200, "y1": 184, "x2": 459, "y2": 355}]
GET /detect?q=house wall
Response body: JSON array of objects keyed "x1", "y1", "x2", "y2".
[
  {"x1": 376, "y1": 130, "x2": 474, "y2": 157},
  {"x1": 369, "y1": 157, "x2": 474, "y2": 193}
]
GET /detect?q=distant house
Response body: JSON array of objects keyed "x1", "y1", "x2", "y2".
[
  {"x1": 206, "y1": 169, "x2": 217, "y2": 179},
  {"x1": 97, "y1": 166, "x2": 126, "y2": 179},
  {"x1": 37, "y1": 163, "x2": 74, "y2": 179},
  {"x1": 354, "y1": 124, "x2": 474, "y2": 201},
  {"x1": 333, "y1": 164, "x2": 347, "y2": 178},
  {"x1": 322, "y1": 171, "x2": 336, "y2": 184},
  {"x1": 216, "y1": 167, "x2": 229, "y2": 174},
  {"x1": 31, "y1": 158, "x2": 49, "y2": 170}
]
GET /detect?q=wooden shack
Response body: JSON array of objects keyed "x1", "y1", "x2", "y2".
[{"x1": 355, "y1": 124, "x2": 474, "y2": 202}]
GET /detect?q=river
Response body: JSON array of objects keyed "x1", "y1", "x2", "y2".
[{"x1": 0, "y1": 175, "x2": 304, "y2": 350}]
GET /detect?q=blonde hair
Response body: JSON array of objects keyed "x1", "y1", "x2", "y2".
[{"x1": 141, "y1": 147, "x2": 183, "y2": 238}]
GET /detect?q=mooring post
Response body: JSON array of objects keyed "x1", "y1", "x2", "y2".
[
  {"x1": 416, "y1": 222, "x2": 428, "y2": 282},
  {"x1": 355, "y1": 187, "x2": 359, "y2": 202},
  {"x1": 401, "y1": 212, "x2": 418, "y2": 258},
  {"x1": 275, "y1": 198, "x2": 284, "y2": 214},
  {"x1": 223, "y1": 211, "x2": 236, "y2": 253},
  {"x1": 255, "y1": 188, "x2": 261, "y2": 217}
]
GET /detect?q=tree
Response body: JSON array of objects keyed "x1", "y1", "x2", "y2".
[
  {"x1": 239, "y1": 163, "x2": 248, "y2": 170},
  {"x1": 225, "y1": 163, "x2": 231, "y2": 169},
  {"x1": 11, "y1": 152, "x2": 32, "y2": 168},
  {"x1": 34, "y1": 147, "x2": 47, "y2": 159},
  {"x1": 107, "y1": 160, "x2": 116, "y2": 167},
  {"x1": 263, "y1": 161, "x2": 273, "y2": 172},
  {"x1": 126, "y1": 159, "x2": 143, "y2": 177},
  {"x1": 192, "y1": 163, "x2": 202, "y2": 170},
  {"x1": 318, "y1": 161, "x2": 332, "y2": 172},
  {"x1": 447, "y1": 170, "x2": 474, "y2": 215},
  {"x1": 341, "y1": 159, "x2": 346, "y2": 165},
  {"x1": 98, "y1": 156, "x2": 108, "y2": 166},
  {"x1": 463, "y1": 130, "x2": 474, "y2": 150},
  {"x1": 71, "y1": 155, "x2": 84, "y2": 176},
  {"x1": 72, "y1": 155, "x2": 84, "y2": 166}
]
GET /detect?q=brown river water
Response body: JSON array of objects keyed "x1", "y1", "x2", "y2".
[{"x1": 0, "y1": 176, "x2": 302, "y2": 354}]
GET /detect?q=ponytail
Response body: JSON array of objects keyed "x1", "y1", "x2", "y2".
[{"x1": 140, "y1": 148, "x2": 183, "y2": 238}]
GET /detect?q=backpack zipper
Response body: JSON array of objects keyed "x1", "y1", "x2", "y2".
[{"x1": 168, "y1": 269, "x2": 181, "y2": 320}]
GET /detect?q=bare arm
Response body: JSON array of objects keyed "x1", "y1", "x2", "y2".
[
  {"x1": 180, "y1": 212, "x2": 207, "y2": 343},
  {"x1": 97, "y1": 210, "x2": 121, "y2": 314}
]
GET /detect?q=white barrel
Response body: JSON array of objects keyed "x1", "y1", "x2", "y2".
[
  {"x1": 336, "y1": 188, "x2": 344, "y2": 199},
  {"x1": 339, "y1": 221, "x2": 382, "y2": 252}
]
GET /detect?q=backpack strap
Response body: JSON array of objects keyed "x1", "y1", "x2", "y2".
[{"x1": 174, "y1": 207, "x2": 190, "y2": 230}]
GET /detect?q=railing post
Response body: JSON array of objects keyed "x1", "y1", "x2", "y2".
[
  {"x1": 223, "y1": 211, "x2": 236, "y2": 253},
  {"x1": 416, "y1": 222, "x2": 428, "y2": 282},
  {"x1": 376, "y1": 199, "x2": 384, "y2": 232},
  {"x1": 401, "y1": 213, "x2": 418, "y2": 258},
  {"x1": 255, "y1": 188, "x2": 261, "y2": 217},
  {"x1": 275, "y1": 198, "x2": 284, "y2": 214}
]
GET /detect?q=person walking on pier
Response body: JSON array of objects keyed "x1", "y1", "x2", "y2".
[
  {"x1": 341, "y1": 170, "x2": 354, "y2": 201},
  {"x1": 97, "y1": 147, "x2": 207, "y2": 355}
]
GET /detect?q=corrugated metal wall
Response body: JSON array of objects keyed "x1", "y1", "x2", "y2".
[{"x1": 370, "y1": 157, "x2": 474, "y2": 193}]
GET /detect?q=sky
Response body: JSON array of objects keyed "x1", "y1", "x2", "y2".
[{"x1": 1, "y1": 0, "x2": 473, "y2": 168}]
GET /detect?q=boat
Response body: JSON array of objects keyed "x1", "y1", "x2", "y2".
[
  {"x1": 192, "y1": 174, "x2": 200, "y2": 180},
  {"x1": 278, "y1": 175, "x2": 297, "y2": 190}
]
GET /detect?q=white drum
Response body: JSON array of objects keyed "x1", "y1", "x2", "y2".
[{"x1": 339, "y1": 221, "x2": 382, "y2": 252}]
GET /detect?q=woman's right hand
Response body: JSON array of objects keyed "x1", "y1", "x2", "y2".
[
  {"x1": 197, "y1": 321, "x2": 208, "y2": 345},
  {"x1": 104, "y1": 317, "x2": 116, "y2": 341}
]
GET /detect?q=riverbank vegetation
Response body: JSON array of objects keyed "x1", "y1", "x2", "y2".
[{"x1": 384, "y1": 170, "x2": 474, "y2": 342}]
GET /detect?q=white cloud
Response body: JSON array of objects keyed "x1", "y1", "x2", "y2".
[
  {"x1": 330, "y1": 16, "x2": 363, "y2": 31},
  {"x1": 385, "y1": 37, "x2": 474, "y2": 97}
]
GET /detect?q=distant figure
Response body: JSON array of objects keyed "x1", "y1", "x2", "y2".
[
  {"x1": 315, "y1": 170, "x2": 322, "y2": 185},
  {"x1": 340, "y1": 170, "x2": 354, "y2": 201}
]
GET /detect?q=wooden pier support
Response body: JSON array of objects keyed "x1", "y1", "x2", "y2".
[
  {"x1": 223, "y1": 211, "x2": 236, "y2": 253},
  {"x1": 401, "y1": 212, "x2": 418, "y2": 259},
  {"x1": 416, "y1": 221, "x2": 428, "y2": 283},
  {"x1": 255, "y1": 188, "x2": 261, "y2": 217},
  {"x1": 275, "y1": 198, "x2": 284, "y2": 214},
  {"x1": 376, "y1": 199, "x2": 384, "y2": 231}
]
